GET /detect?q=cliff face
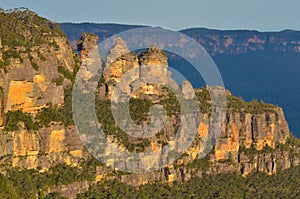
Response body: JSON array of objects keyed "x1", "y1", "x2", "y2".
[
  {"x1": 1, "y1": 11, "x2": 300, "y2": 198},
  {"x1": 103, "y1": 37, "x2": 139, "y2": 95},
  {"x1": 60, "y1": 24, "x2": 300, "y2": 139},
  {"x1": 0, "y1": 125, "x2": 85, "y2": 170},
  {"x1": 213, "y1": 107, "x2": 289, "y2": 161},
  {"x1": 0, "y1": 27, "x2": 297, "y2": 180},
  {"x1": 208, "y1": 106, "x2": 291, "y2": 175},
  {"x1": 0, "y1": 9, "x2": 87, "y2": 170},
  {"x1": 88, "y1": 36, "x2": 298, "y2": 184},
  {"x1": 0, "y1": 36, "x2": 74, "y2": 122},
  {"x1": 95, "y1": 107, "x2": 293, "y2": 186}
]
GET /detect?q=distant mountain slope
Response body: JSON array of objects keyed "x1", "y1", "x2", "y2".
[
  {"x1": 60, "y1": 23, "x2": 300, "y2": 137},
  {"x1": 181, "y1": 28, "x2": 300, "y2": 55},
  {"x1": 180, "y1": 28, "x2": 300, "y2": 137}
]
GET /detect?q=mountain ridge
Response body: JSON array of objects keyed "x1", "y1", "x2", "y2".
[{"x1": 61, "y1": 22, "x2": 300, "y2": 33}]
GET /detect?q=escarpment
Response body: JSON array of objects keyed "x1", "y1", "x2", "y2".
[
  {"x1": 0, "y1": 9, "x2": 300, "y2": 198},
  {"x1": 0, "y1": 24, "x2": 298, "y2": 175},
  {"x1": 0, "y1": 9, "x2": 88, "y2": 171},
  {"x1": 88, "y1": 35, "x2": 299, "y2": 185}
]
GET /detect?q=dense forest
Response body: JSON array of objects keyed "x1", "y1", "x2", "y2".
[
  {"x1": 1, "y1": 163, "x2": 300, "y2": 198},
  {"x1": 78, "y1": 166, "x2": 300, "y2": 199}
]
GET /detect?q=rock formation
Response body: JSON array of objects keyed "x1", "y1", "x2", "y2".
[
  {"x1": 0, "y1": 36, "x2": 75, "y2": 123},
  {"x1": 94, "y1": 36, "x2": 298, "y2": 180},
  {"x1": 0, "y1": 10, "x2": 300, "y2": 198},
  {"x1": 102, "y1": 38, "x2": 172, "y2": 100},
  {"x1": 0, "y1": 124, "x2": 86, "y2": 170},
  {"x1": 138, "y1": 47, "x2": 171, "y2": 96},
  {"x1": 0, "y1": 10, "x2": 87, "y2": 170},
  {"x1": 0, "y1": 29, "x2": 297, "y2": 178},
  {"x1": 103, "y1": 37, "x2": 139, "y2": 95}
]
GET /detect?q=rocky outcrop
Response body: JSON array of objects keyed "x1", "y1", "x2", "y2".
[
  {"x1": 90, "y1": 36, "x2": 296, "y2": 175},
  {"x1": 99, "y1": 37, "x2": 172, "y2": 98},
  {"x1": 77, "y1": 33, "x2": 102, "y2": 86},
  {"x1": 0, "y1": 35, "x2": 75, "y2": 126},
  {"x1": 2, "y1": 10, "x2": 300, "y2": 199},
  {"x1": 0, "y1": 124, "x2": 87, "y2": 170},
  {"x1": 77, "y1": 36, "x2": 299, "y2": 185},
  {"x1": 48, "y1": 181, "x2": 91, "y2": 199},
  {"x1": 212, "y1": 107, "x2": 289, "y2": 161},
  {"x1": 103, "y1": 37, "x2": 139, "y2": 94},
  {"x1": 0, "y1": 11, "x2": 87, "y2": 170},
  {"x1": 0, "y1": 30, "x2": 297, "y2": 177},
  {"x1": 137, "y1": 47, "x2": 171, "y2": 96},
  {"x1": 77, "y1": 33, "x2": 99, "y2": 61}
]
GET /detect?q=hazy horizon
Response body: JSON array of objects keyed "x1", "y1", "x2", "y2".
[
  {"x1": 1, "y1": 0, "x2": 300, "y2": 32},
  {"x1": 60, "y1": 21, "x2": 300, "y2": 33}
]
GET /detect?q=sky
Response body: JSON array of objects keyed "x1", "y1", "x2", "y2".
[{"x1": 1, "y1": 0, "x2": 300, "y2": 31}]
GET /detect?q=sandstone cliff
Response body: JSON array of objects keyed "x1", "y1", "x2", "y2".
[
  {"x1": 90, "y1": 35, "x2": 298, "y2": 184},
  {"x1": 0, "y1": 27, "x2": 297, "y2": 181},
  {"x1": 103, "y1": 37, "x2": 139, "y2": 95},
  {"x1": 0, "y1": 10, "x2": 300, "y2": 198},
  {"x1": 0, "y1": 9, "x2": 87, "y2": 171}
]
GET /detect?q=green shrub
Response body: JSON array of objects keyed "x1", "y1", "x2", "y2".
[
  {"x1": 35, "y1": 106, "x2": 63, "y2": 127},
  {"x1": 37, "y1": 50, "x2": 47, "y2": 61},
  {"x1": 51, "y1": 76, "x2": 64, "y2": 85},
  {"x1": 2, "y1": 49, "x2": 22, "y2": 61},
  {"x1": 186, "y1": 157, "x2": 210, "y2": 171},
  {"x1": 31, "y1": 60, "x2": 39, "y2": 70},
  {"x1": 58, "y1": 65, "x2": 72, "y2": 80},
  {"x1": 4, "y1": 110, "x2": 38, "y2": 131}
]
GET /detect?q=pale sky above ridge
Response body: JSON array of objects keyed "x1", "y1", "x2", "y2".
[{"x1": 1, "y1": 0, "x2": 300, "y2": 31}]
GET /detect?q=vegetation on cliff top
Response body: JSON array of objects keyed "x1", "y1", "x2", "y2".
[
  {"x1": 0, "y1": 8, "x2": 64, "y2": 48},
  {"x1": 0, "y1": 8, "x2": 65, "y2": 71},
  {"x1": 227, "y1": 94, "x2": 278, "y2": 114}
]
